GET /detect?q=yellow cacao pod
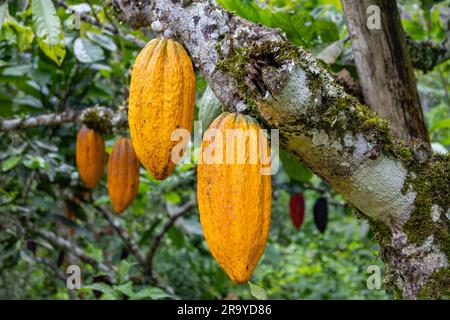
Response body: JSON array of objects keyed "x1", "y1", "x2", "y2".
[
  {"x1": 128, "y1": 38, "x2": 196, "y2": 180},
  {"x1": 76, "y1": 125, "x2": 106, "y2": 189},
  {"x1": 197, "y1": 112, "x2": 272, "y2": 284},
  {"x1": 107, "y1": 137, "x2": 140, "y2": 213}
]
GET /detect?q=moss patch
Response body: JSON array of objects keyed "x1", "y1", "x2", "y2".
[
  {"x1": 82, "y1": 109, "x2": 113, "y2": 134},
  {"x1": 402, "y1": 154, "x2": 450, "y2": 255},
  {"x1": 217, "y1": 40, "x2": 394, "y2": 151},
  {"x1": 418, "y1": 268, "x2": 450, "y2": 300}
]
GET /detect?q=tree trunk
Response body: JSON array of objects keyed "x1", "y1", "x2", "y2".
[
  {"x1": 341, "y1": 0, "x2": 430, "y2": 144},
  {"x1": 112, "y1": 0, "x2": 449, "y2": 299}
]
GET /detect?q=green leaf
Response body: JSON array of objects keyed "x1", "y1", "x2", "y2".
[
  {"x1": 0, "y1": 2, "x2": 7, "y2": 30},
  {"x1": 198, "y1": 86, "x2": 223, "y2": 131},
  {"x1": 113, "y1": 282, "x2": 134, "y2": 297},
  {"x1": 2, "y1": 156, "x2": 21, "y2": 172},
  {"x1": 430, "y1": 118, "x2": 450, "y2": 132},
  {"x1": 23, "y1": 155, "x2": 48, "y2": 169},
  {"x1": 0, "y1": 11, "x2": 34, "y2": 51},
  {"x1": 2, "y1": 65, "x2": 32, "y2": 76},
  {"x1": 32, "y1": 0, "x2": 66, "y2": 65},
  {"x1": 117, "y1": 260, "x2": 136, "y2": 284},
  {"x1": 87, "y1": 32, "x2": 117, "y2": 52},
  {"x1": 99, "y1": 292, "x2": 117, "y2": 300},
  {"x1": 248, "y1": 282, "x2": 267, "y2": 300},
  {"x1": 132, "y1": 287, "x2": 171, "y2": 300},
  {"x1": 280, "y1": 149, "x2": 313, "y2": 182},
  {"x1": 167, "y1": 226, "x2": 184, "y2": 249},
  {"x1": 81, "y1": 283, "x2": 115, "y2": 296},
  {"x1": 74, "y1": 38, "x2": 105, "y2": 63},
  {"x1": 163, "y1": 191, "x2": 181, "y2": 204},
  {"x1": 93, "y1": 195, "x2": 110, "y2": 206}
]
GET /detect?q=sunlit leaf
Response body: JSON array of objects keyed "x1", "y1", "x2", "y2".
[
  {"x1": 32, "y1": 0, "x2": 66, "y2": 65},
  {"x1": 73, "y1": 38, "x2": 105, "y2": 63},
  {"x1": 248, "y1": 282, "x2": 267, "y2": 300},
  {"x1": 2, "y1": 156, "x2": 21, "y2": 172}
]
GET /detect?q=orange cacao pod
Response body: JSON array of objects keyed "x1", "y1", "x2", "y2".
[
  {"x1": 128, "y1": 38, "x2": 196, "y2": 180},
  {"x1": 197, "y1": 112, "x2": 272, "y2": 284},
  {"x1": 107, "y1": 137, "x2": 140, "y2": 213},
  {"x1": 76, "y1": 125, "x2": 106, "y2": 189}
]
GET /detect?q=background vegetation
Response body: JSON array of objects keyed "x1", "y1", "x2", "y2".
[{"x1": 0, "y1": 0, "x2": 448, "y2": 299}]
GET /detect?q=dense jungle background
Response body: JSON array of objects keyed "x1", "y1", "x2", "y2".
[{"x1": 0, "y1": 0, "x2": 449, "y2": 299}]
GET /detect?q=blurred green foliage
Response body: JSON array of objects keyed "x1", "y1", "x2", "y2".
[{"x1": 0, "y1": 0, "x2": 448, "y2": 300}]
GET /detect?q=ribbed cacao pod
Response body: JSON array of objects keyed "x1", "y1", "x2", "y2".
[
  {"x1": 76, "y1": 125, "x2": 106, "y2": 189},
  {"x1": 289, "y1": 193, "x2": 305, "y2": 230},
  {"x1": 107, "y1": 137, "x2": 140, "y2": 213},
  {"x1": 313, "y1": 197, "x2": 328, "y2": 233},
  {"x1": 128, "y1": 38, "x2": 196, "y2": 180},
  {"x1": 197, "y1": 112, "x2": 272, "y2": 284}
]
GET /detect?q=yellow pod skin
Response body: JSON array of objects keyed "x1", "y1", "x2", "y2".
[
  {"x1": 76, "y1": 125, "x2": 106, "y2": 189},
  {"x1": 107, "y1": 137, "x2": 140, "y2": 214},
  {"x1": 128, "y1": 38, "x2": 196, "y2": 180},
  {"x1": 197, "y1": 112, "x2": 272, "y2": 284}
]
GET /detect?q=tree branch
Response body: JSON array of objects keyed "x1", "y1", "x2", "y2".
[
  {"x1": 93, "y1": 204, "x2": 146, "y2": 266},
  {"x1": 33, "y1": 228, "x2": 113, "y2": 274},
  {"x1": 0, "y1": 109, "x2": 79, "y2": 131},
  {"x1": 0, "y1": 106, "x2": 127, "y2": 132},
  {"x1": 34, "y1": 256, "x2": 80, "y2": 300},
  {"x1": 144, "y1": 200, "x2": 195, "y2": 275}
]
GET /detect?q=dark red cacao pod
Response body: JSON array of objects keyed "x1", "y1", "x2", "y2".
[
  {"x1": 313, "y1": 197, "x2": 328, "y2": 233},
  {"x1": 289, "y1": 193, "x2": 305, "y2": 230}
]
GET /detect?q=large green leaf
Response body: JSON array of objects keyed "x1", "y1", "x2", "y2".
[
  {"x1": 2, "y1": 156, "x2": 21, "y2": 172},
  {"x1": 32, "y1": 0, "x2": 66, "y2": 65},
  {"x1": 280, "y1": 149, "x2": 313, "y2": 182},
  {"x1": 0, "y1": 8, "x2": 34, "y2": 51},
  {"x1": 73, "y1": 38, "x2": 105, "y2": 63}
]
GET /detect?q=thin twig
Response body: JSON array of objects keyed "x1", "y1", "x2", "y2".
[
  {"x1": 55, "y1": 0, "x2": 146, "y2": 47},
  {"x1": 34, "y1": 256, "x2": 80, "y2": 300},
  {"x1": 144, "y1": 200, "x2": 196, "y2": 275},
  {"x1": 94, "y1": 204, "x2": 146, "y2": 266},
  {"x1": 33, "y1": 228, "x2": 113, "y2": 274}
]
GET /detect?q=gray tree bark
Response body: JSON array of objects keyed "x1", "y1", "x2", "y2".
[
  {"x1": 110, "y1": 0, "x2": 449, "y2": 299},
  {"x1": 341, "y1": 0, "x2": 429, "y2": 144}
]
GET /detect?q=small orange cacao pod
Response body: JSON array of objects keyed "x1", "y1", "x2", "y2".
[
  {"x1": 107, "y1": 137, "x2": 140, "y2": 213},
  {"x1": 76, "y1": 125, "x2": 106, "y2": 189}
]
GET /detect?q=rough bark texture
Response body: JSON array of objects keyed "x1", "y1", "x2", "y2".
[
  {"x1": 110, "y1": 0, "x2": 449, "y2": 299},
  {"x1": 0, "y1": 106, "x2": 127, "y2": 133},
  {"x1": 341, "y1": 0, "x2": 429, "y2": 144}
]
